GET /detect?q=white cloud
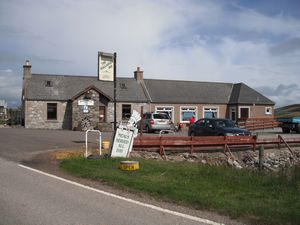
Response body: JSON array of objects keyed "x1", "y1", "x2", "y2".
[{"x1": 0, "y1": 0, "x2": 299, "y2": 107}]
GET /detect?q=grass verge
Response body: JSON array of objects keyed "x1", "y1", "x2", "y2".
[{"x1": 60, "y1": 157, "x2": 300, "y2": 225}]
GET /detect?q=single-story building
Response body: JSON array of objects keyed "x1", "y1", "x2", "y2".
[{"x1": 21, "y1": 60, "x2": 275, "y2": 130}]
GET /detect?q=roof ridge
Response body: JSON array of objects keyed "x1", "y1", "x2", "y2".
[
  {"x1": 143, "y1": 78, "x2": 233, "y2": 85},
  {"x1": 31, "y1": 73, "x2": 136, "y2": 80}
]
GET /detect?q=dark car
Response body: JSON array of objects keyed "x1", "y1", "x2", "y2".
[{"x1": 188, "y1": 118, "x2": 251, "y2": 136}]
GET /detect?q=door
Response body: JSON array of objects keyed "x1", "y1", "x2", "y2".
[
  {"x1": 99, "y1": 106, "x2": 106, "y2": 123},
  {"x1": 230, "y1": 107, "x2": 236, "y2": 121}
]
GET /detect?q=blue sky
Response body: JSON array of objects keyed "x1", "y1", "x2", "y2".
[{"x1": 0, "y1": 0, "x2": 300, "y2": 108}]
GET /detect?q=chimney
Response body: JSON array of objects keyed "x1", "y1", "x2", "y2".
[
  {"x1": 23, "y1": 60, "x2": 31, "y2": 79},
  {"x1": 134, "y1": 67, "x2": 143, "y2": 81}
]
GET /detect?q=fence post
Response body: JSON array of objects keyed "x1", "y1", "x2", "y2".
[{"x1": 259, "y1": 146, "x2": 264, "y2": 171}]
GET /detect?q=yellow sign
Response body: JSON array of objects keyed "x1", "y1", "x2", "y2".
[{"x1": 98, "y1": 52, "x2": 114, "y2": 81}]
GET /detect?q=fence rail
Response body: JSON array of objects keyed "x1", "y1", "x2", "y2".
[
  {"x1": 237, "y1": 118, "x2": 280, "y2": 131},
  {"x1": 133, "y1": 135, "x2": 300, "y2": 155}
]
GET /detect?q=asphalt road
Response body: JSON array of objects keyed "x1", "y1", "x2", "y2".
[
  {"x1": 0, "y1": 128, "x2": 112, "y2": 162},
  {"x1": 0, "y1": 157, "x2": 206, "y2": 225},
  {"x1": 0, "y1": 128, "x2": 223, "y2": 225}
]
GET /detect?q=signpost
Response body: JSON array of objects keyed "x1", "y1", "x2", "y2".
[{"x1": 98, "y1": 51, "x2": 117, "y2": 131}]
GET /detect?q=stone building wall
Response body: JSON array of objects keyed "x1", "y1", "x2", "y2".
[
  {"x1": 25, "y1": 100, "x2": 71, "y2": 129},
  {"x1": 72, "y1": 89, "x2": 100, "y2": 130}
]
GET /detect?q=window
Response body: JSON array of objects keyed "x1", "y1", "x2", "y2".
[
  {"x1": 180, "y1": 106, "x2": 197, "y2": 122},
  {"x1": 239, "y1": 107, "x2": 250, "y2": 119},
  {"x1": 155, "y1": 106, "x2": 174, "y2": 121},
  {"x1": 47, "y1": 103, "x2": 57, "y2": 120},
  {"x1": 203, "y1": 107, "x2": 219, "y2": 118},
  {"x1": 265, "y1": 107, "x2": 272, "y2": 115},
  {"x1": 122, "y1": 104, "x2": 131, "y2": 120},
  {"x1": 45, "y1": 81, "x2": 52, "y2": 87}
]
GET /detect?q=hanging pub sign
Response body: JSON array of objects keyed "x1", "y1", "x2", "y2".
[{"x1": 98, "y1": 52, "x2": 114, "y2": 81}]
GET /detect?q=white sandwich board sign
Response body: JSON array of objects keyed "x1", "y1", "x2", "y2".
[{"x1": 110, "y1": 128, "x2": 134, "y2": 158}]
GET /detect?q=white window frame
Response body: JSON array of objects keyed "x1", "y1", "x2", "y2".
[
  {"x1": 238, "y1": 106, "x2": 251, "y2": 119},
  {"x1": 203, "y1": 106, "x2": 219, "y2": 118},
  {"x1": 265, "y1": 106, "x2": 272, "y2": 115},
  {"x1": 229, "y1": 107, "x2": 236, "y2": 121},
  {"x1": 155, "y1": 106, "x2": 174, "y2": 122},
  {"x1": 180, "y1": 106, "x2": 197, "y2": 123}
]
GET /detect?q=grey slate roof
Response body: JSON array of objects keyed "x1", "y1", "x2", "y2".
[
  {"x1": 143, "y1": 79, "x2": 233, "y2": 104},
  {"x1": 27, "y1": 74, "x2": 148, "y2": 102},
  {"x1": 229, "y1": 83, "x2": 274, "y2": 105},
  {"x1": 26, "y1": 74, "x2": 274, "y2": 105}
]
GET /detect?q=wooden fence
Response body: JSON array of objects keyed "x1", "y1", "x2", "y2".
[
  {"x1": 237, "y1": 118, "x2": 280, "y2": 131},
  {"x1": 133, "y1": 135, "x2": 300, "y2": 156}
]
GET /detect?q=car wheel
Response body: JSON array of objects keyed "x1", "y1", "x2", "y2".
[
  {"x1": 296, "y1": 124, "x2": 300, "y2": 134},
  {"x1": 282, "y1": 127, "x2": 290, "y2": 133}
]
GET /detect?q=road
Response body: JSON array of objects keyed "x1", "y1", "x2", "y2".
[
  {"x1": 0, "y1": 128, "x2": 112, "y2": 162},
  {"x1": 0, "y1": 128, "x2": 224, "y2": 225},
  {"x1": 0, "y1": 157, "x2": 208, "y2": 225}
]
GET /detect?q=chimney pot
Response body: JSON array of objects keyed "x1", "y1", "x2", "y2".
[
  {"x1": 23, "y1": 59, "x2": 32, "y2": 79},
  {"x1": 25, "y1": 60, "x2": 31, "y2": 66},
  {"x1": 134, "y1": 67, "x2": 143, "y2": 81}
]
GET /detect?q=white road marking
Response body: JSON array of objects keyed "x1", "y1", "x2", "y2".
[{"x1": 18, "y1": 164, "x2": 224, "y2": 225}]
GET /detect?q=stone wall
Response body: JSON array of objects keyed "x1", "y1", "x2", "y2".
[
  {"x1": 131, "y1": 148, "x2": 300, "y2": 171},
  {"x1": 72, "y1": 89, "x2": 100, "y2": 130},
  {"x1": 25, "y1": 100, "x2": 71, "y2": 129}
]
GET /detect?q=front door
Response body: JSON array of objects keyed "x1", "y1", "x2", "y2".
[{"x1": 99, "y1": 106, "x2": 106, "y2": 123}]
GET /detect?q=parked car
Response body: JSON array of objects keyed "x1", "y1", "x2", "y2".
[
  {"x1": 188, "y1": 118, "x2": 251, "y2": 136},
  {"x1": 140, "y1": 112, "x2": 174, "y2": 133}
]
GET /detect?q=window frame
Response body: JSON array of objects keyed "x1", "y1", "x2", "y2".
[
  {"x1": 203, "y1": 106, "x2": 219, "y2": 119},
  {"x1": 122, "y1": 104, "x2": 131, "y2": 120},
  {"x1": 155, "y1": 106, "x2": 174, "y2": 121},
  {"x1": 180, "y1": 106, "x2": 197, "y2": 123},
  {"x1": 47, "y1": 103, "x2": 57, "y2": 120},
  {"x1": 238, "y1": 106, "x2": 251, "y2": 119},
  {"x1": 265, "y1": 106, "x2": 272, "y2": 115}
]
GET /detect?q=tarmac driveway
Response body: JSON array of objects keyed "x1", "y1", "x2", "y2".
[{"x1": 0, "y1": 128, "x2": 112, "y2": 162}]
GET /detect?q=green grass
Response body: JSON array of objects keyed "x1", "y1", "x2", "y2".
[{"x1": 60, "y1": 157, "x2": 300, "y2": 225}]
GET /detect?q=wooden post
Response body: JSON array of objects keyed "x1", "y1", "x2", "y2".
[
  {"x1": 259, "y1": 146, "x2": 264, "y2": 171},
  {"x1": 139, "y1": 106, "x2": 143, "y2": 136}
]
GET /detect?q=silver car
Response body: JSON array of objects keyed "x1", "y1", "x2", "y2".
[{"x1": 141, "y1": 112, "x2": 173, "y2": 133}]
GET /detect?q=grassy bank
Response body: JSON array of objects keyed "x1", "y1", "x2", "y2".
[{"x1": 60, "y1": 157, "x2": 300, "y2": 225}]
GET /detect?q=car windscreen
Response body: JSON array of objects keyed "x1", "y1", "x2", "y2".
[
  {"x1": 153, "y1": 114, "x2": 169, "y2": 119},
  {"x1": 215, "y1": 120, "x2": 236, "y2": 128}
]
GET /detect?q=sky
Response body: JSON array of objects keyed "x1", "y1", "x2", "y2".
[{"x1": 0, "y1": 0, "x2": 300, "y2": 108}]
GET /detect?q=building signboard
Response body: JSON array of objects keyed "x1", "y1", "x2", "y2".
[
  {"x1": 98, "y1": 52, "x2": 114, "y2": 81},
  {"x1": 78, "y1": 100, "x2": 94, "y2": 106}
]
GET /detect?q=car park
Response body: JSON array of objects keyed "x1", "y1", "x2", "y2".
[
  {"x1": 188, "y1": 118, "x2": 251, "y2": 136},
  {"x1": 140, "y1": 112, "x2": 174, "y2": 133}
]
